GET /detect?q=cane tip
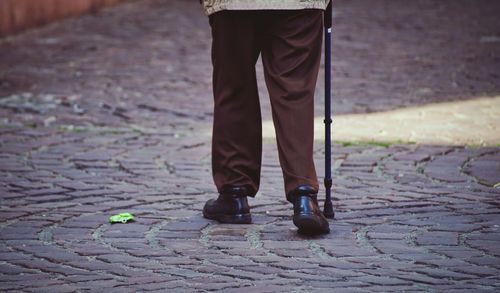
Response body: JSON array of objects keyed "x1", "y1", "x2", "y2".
[
  {"x1": 323, "y1": 197, "x2": 335, "y2": 219},
  {"x1": 323, "y1": 203, "x2": 335, "y2": 219},
  {"x1": 323, "y1": 210, "x2": 335, "y2": 219}
]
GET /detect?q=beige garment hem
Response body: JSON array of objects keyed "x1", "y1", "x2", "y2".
[{"x1": 203, "y1": 2, "x2": 328, "y2": 16}]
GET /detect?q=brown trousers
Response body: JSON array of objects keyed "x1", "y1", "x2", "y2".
[{"x1": 209, "y1": 9, "x2": 323, "y2": 202}]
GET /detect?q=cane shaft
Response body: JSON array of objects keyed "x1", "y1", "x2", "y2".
[{"x1": 323, "y1": 1, "x2": 335, "y2": 219}]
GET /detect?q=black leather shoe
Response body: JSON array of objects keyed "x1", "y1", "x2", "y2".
[
  {"x1": 289, "y1": 185, "x2": 330, "y2": 235},
  {"x1": 203, "y1": 186, "x2": 252, "y2": 224}
]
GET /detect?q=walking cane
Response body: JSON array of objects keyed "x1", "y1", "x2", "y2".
[{"x1": 323, "y1": 1, "x2": 335, "y2": 219}]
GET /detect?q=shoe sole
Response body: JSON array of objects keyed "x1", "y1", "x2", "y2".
[
  {"x1": 203, "y1": 211, "x2": 252, "y2": 224},
  {"x1": 293, "y1": 214, "x2": 330, "y2": 235}
]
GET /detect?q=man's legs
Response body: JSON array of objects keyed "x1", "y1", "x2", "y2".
[
  {"x1": 209, "y1": 11, "x2": 262, "y2": 197},
  {"x1": 206, "y1": 9, "x2": 329, "y2": 233},
  {"x1": 260, "y1": 9, "x2": 324, "y2": 202}
]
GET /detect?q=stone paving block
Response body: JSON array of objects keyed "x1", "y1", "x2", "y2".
[
  {"x1": 396, "y1": 272, "x2": 454, "y2": 285},
  {"x1": 416, "y1": 231, "x2": 459, "y2": 246},
  {"x1": 352, "y1": 274, "x2": 414, "y2": 286}
]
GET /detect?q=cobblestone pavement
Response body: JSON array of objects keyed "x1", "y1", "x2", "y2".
[{"x1": 1, "y1": 0, "x2": 499, "y2": 292}]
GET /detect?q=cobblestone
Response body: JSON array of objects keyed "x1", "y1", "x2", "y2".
[{"x1": 0, "y1": 0, "x2": 499, "y2": 291}]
